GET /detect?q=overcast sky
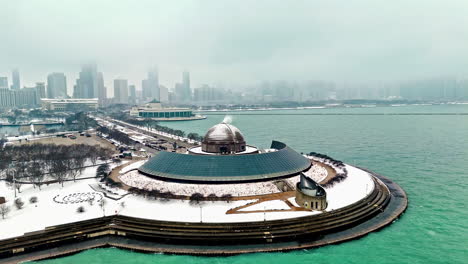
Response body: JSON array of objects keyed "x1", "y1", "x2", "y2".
[{"x1": 1, "y1": 0, "x2": 468, "y2": 94}]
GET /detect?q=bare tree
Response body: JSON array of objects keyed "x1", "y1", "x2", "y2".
[
  {"x1": 50, "y1": 160, "x2": 68, "y2": 187},
  {"x1": 0, "y1": 204, "x2": 11, "y2": 219},
  {"x1": 5, "y1": 167, "x2": 22, "y2": 196},
  {"x1": 99, "y1": 199, "x2": 107, "y2": 216},
  {"x1": 28, "y1": 162, "x2": 44, "y2": 190}
]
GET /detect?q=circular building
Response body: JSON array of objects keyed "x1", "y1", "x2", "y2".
[{"x1": 139, "y1": 122, "x2": 311, "y2": 183}]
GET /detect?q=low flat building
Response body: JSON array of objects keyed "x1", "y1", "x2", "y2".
[
  {"x1": 0, "y1": 88, "x2": 39, "y2": 109},
  {"x1": 130, "y1": 100, "x2": 202, "y2": 120},
  {"x1": 41, "y1": 98, "x2": 98, "y2": 111}
]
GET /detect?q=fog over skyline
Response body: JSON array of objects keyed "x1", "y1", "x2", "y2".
[{"x1": 1, "y1": 0, "x2": 468, "y2": 92}]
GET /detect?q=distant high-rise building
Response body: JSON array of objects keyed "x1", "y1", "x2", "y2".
[
  {"x1": 11, "y1": 69, "x2": 20, "y2": 90},
  {"x1": 194, "y1": 85, "x2": 224, "y2": 103},
  {"x1": 0, "y1": 77, "x2": 8, "y2": 89},
  {"x1": 113, "y1": 79, "x2": 128, "y2": 104},
  {"x1": 47, "y1": 73, "x2": 67, "y2": 99},
  {"x1": 73, "y1": 64, "x2": 102, "y2": 100},
  {"x1": 97, "y1": 72, "x2": 106, "y2": 104},
  {"x1": 159, "y1": 85, "x2": 169, "y2": 103},
  {"x1": 129, "y1": 85, "x2": 136, "y2": 105},
  {"x1": 0, "y1": 88, "x2": 15, "y2": 108},
  {"x1": 35, "y1": 82, "x2": 46, "y2": 98},
  {"x1": 175, "y1": 82, "x2": 184, "y2": 102},
  {"x1": 142, "y1": 67, "x2": 159, "y2": 100},
  {"x1": 14, "y1": 88, "x2": 39, "y2": 108},
  {"x1": 182, "y1": 71, "x2": 191, "y2": 101}
]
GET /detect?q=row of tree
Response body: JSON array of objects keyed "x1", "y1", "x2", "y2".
[
  {"x1": 109, "y1": 113, "x2": 203, "y2": 142},
  {"x1": 96, "y1": 126, "x2": 135, "y2": 146},
  {"x1": 1, "y1": 144, "x2": 114, "y2": 190}
]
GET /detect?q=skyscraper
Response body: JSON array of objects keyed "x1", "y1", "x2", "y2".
[
  {"x1": 73, "y1": 64, "x2": 99, "y2": 99},
  {"x1": 182, "y1": 71, "x2": 191, "y2": 102},
  {"x1": 35, "y1": 82, "x2": 46, "y2": 98},
  {"x1": 11, "y1": 69, "x2": 20, "y2": 90},
  {"x1": 113, "y1": 79, "x2": 128, "y2": 104},
  {"x1": 97, "y1": 72, "x2": 106, "y2": 104},
  {"x1": 142, "y1": 67, "x2": 159, "y2": 100},
  {"x1": 47, "y1": 73, "x2": 67, "y2": 98},
  {"x1": 0, "y1": 77, "x2": 8, "y2": 89},
  {"x1": 129, "y1": 85, "x2": 136, "y2": 105},
  {"x1": 159, "y1": 85, "x2": 169, "y2": 103},
  {"x1": 175, "y1": 83, "x2": 184, "y2": 102}
]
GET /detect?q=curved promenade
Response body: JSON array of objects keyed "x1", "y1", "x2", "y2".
[{"x1": 0, "y1": 170, "x2": 407, "y2": 263}]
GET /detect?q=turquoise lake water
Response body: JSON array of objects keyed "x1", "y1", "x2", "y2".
[{"x1": 32, "y1": 104, "x2": 468, "y2": 264}]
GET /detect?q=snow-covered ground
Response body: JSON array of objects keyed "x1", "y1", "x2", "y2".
[
  {"x1": 119, "y1": 160, "x2": 146, "y2": 174},
  {"x1": 325, "y1": 164, "x2": 375, "y2": 210},
  {"x1": 307, "y1": 155, "x2": 347, "y2": 175},
  {"x1": 0, "y1": 164, "x2": 375, "y2": 240},
  {"x1": 119, "y1": 170, "x2": 280, "y2": 196}
]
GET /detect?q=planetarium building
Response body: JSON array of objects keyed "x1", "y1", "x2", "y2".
[{"x1": 139, "y1": 122, "x2": 312, "y2": 183}]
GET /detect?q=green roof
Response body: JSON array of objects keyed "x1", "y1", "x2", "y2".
[{"x1": 138, "y1": 141, "x2": 311, "y2": 183}]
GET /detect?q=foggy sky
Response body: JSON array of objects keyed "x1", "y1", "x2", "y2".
[{"x1": 1, "y1": 0, "x2": 468, "y2": 94}]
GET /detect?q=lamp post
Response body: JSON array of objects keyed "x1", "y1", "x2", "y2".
[{"x1": 199, "y1": 205, "x2": 203, "y2": 223}]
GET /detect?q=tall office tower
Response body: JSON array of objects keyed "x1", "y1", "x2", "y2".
[
  {"x1": 182, "y1": 71, "x2": 191, "y2": 101},
  {"x1": 113, "y1": 79, "x2": 128, "y2": 104},
  {"x1": 97, "y1": 72, "x2": 106, "y2": 104},
  {"x1": 136, "y1": 90, "x2": 143, "y2": 102},
  {"x1": 73, "y1": 64, "x2": 99, "y2": 99},
  {"x1": 47, "y1": 73, "x2": 67, "y2": 98},
  {"x1": 0, "y1": 77, "x2": 8, "y2": 89},
  {"x1": 142, "y1": 67, "x2": 159, "y2": 100},
  {"x1": 142, "y1": 79, "x2": 149, "y2": 99},
  {"x1": 159, "y1": 85, "x2": 169, "y2": 102},
  {"x1": 35, "y1": 82, "x2": 46, "y2": 98},
  {"x1": 11, "y1": 69, "x2": 20, "y2": 90},
  {"x1": 129, "y1": 85, "x2": 136, "y2": 105},
  {"x1": 175, "y1": 83, "x2": 184, "y2": 102}
]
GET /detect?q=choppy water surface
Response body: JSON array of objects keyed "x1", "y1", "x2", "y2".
[{"x1": 32, "y1": 105, "x2": 468, "y2": 264}]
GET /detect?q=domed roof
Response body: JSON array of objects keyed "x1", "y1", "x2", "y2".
[{"x1": 203, "y1": 122, "x2": 245, "y2": 143}]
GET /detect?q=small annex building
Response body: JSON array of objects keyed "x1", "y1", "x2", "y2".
[{"x1": 295, "y1": 173, "x2": 327, "y2": 210}]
